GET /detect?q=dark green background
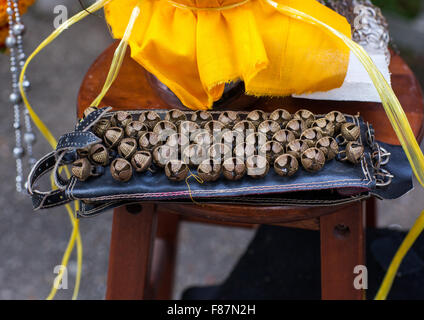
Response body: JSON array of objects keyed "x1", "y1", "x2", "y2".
[{"x1": 372, "y1": 0, "x2": 421, "y2": 18}]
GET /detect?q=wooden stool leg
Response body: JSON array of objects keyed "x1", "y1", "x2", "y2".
[
  {"x1": 366, "y1": 198, "x2": 377, "y2": 228},
  {"x1": 320, "y1": 201, "x2": 366, "y2": 300},
  {"x1": 151, "y1": 210, "x2": 180, "y2": 299},
  {"x1": 106, "y1": 204, "x2": 157, "y2": 300}
]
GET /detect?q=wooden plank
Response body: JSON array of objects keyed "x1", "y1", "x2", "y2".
[
  {"x1": 151, "y1": 212, "x2": 179, "y2": 299},
  {"x1": 320, "y1": 201, "x2": 365, "y2": 300},
  {"x1": 106, "y1": 204, "x2": 157, "y2": 300}
]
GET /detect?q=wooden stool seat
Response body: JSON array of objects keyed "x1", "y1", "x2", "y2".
[{"x1": 77, "y1": 42, "x2": 424, "y2": 300}]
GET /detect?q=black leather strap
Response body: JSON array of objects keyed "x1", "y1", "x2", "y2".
[
  {"x1": 74, "y1": 106, "x2": 111, "y2": 132},
  {"x1": 27, "y1": 152, "x2": 71, "y2": 210},
  {"x1": 56, "y1": 131, "x2": 101, "y2": 152},
  {"x1": 27, "y1": 107, "x2": 111, "y2": 210}
]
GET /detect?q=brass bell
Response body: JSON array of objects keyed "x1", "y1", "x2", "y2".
[
  {"x1": 316, "y1": 136, "x2": 338, "y2": 161},
  {"x1": 153, "y1": 144, "x2": 178, "y2": 168},
  {"x1": 204, "y1": 120, "x2": 225, "y2": 136},
  {"x1": 234, "y1": 142, "x2": 256, "y2": 162},
  {"x1": 269, "y1": 109, "x2": 292, "y2": 128},
  {"x1": 325, "y1": 111, "x2": 346, "y2": 133},
  {"x1": 197, "y1": 159, "x2": 222, "y2": 182},
  {"x1": 77, "y1": 146, "x2": 90, "y2": 158},
  {"x1": 139, "y1": 110, "x2": 161, "y2": 130},
  {"x1": 300, "y1": 127, "x2": 323, "y2": 148},
  {"x1": 221, "y1": 130, "x2": 245, "y2": 149},
  {"x1": 72, "y1": 158, "x2": 92, "y2": 181},
  {"x1": 246, "y1": 132, "x2": 268, "y2": 148},
  {"x1": 208, "y1": 143, "x2": 232, "y2": 164},
  {"x1": 274, "y1": 154, "x2": 299, "y2": 177},
  {"x1": 311, "y1": 118, "x2": 335, "y2": 137},
  {"x1": 258, "y1": 120, "x2": 281, "y2": 140},
  {"x1": 182, "y1": 144, "x2": 208, "y2": 167},
  {"x1": 110, "y1": 158, "x2": 133, "y2": 182},
  {"x1": 286, "y1": 139, "x2": 309, "y2": 160},
  {"x1": 89, "y1": 144, "x2": 109, "y2": 166},
  {"x1": 104, "y1": 127, "x2": 124, "y2": 148},
  {"x1": 340, "y1": 141, "x2": 364, "y2": 164},
  {"x1": 165, "y1": 109, "x2": 187, "y2": 126},
  {"x1": 285, "y1": 119, "x2": 306, "y2": 138},
  {"x1": 301, "y1": 147, "x2": 326, "y2": 172},
  {"x1": 246, "y1": 110, "x2": 268, "y2": 127},
  {"x1": 92, "y1": 118, "x2": 111, "y2": 138},
  {"x1": 222, "y1": 157, "x2": 246, "y2": 181},
  {"x1": 117, "y1": 138, "x2": 138, "y2": 159},
  {"x1": 153, "y1": 120, "x2": 178, "y2": 143},
  {"x1": 258, "y1": 141, "x2": 285, "y2": 165},
  {"x1": 179, "y1": 120, "x2": 200, "y2": 142},
  {"x1": 233, "y1": 120, "x2": 256, "y2": 136},
  {"x1": 165, "y1": 160, "x2": 189, "y2": 182},
  {"x1": 131, "y1": 150, "x2": 152, "y2": 173},
  {"x1": 191, "y1": 110, "x2": 213, "y2": 127},
  {"x1": 246, "y1": 155, "x2": 269, "y2": 179},
  {"x1": 82, "y1": 106, "x2": 98, "y2": 119},
  {"x1": 294, "y1": 109, "x2": 315, "y2": 127},
  {"x1": 111, "y1": 111, "x2": 132, "y2": 128},
  {"x1": 139, "y1": 132, "x2": 161, "y2": 151},
  {"x1": 272, "y1": 129, "x2": 296, "y2": 147},
  {"x1": 125, "y1": 120, "x2": 149, "y2": 139},
  {"x1": 218, "y1": 111, "x2": 240, "y2": 128},
  {"x1": 165, "y1": 133, "x2": 190, "y2": 154},
  {"x1": 341, "y1": 122, "x2": 360, "y2": 141},
  {"x1": 193, "y1": 130, "x2": 215, "y2": 147}
]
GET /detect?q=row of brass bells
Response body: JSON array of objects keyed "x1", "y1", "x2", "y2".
[
  {"x1": 96, "y1": 109, "x2": 350, "y2": 145},
  {"x1": 82, "y1": 108, "x2": 361, "y2": 183},
  {"x1": 196, "y1": 155, "x2": 271, "y2": 182},
  {"x1": 91, "y1": 108, "x2": 348, "y2": 137}
]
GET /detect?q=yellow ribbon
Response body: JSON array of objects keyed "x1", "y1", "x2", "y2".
[{"x1": 19, "y1": 0, "x2": 424, "y2": 299}]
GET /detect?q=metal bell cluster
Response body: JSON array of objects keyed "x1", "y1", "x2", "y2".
[{"x1": 71, "y1": 108, "x2": 364, "y2": 183}]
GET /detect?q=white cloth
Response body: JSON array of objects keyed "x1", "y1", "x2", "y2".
[{"x1": 293, "y1": 52, "x2": 391, "y2": 103}]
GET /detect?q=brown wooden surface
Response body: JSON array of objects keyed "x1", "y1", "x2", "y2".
[
  {"x1": 106, "y1": 204, "x2": 157, "y2": 300},
  {"x1": 152, "y1": 212, "x2": 180, "y2": 299},
  {"x1": 160, "y1": 202, "x2": 354, "y2": 225},
  {"x1": 320, "y1": 201, "x2": 365, "y2": 300}
]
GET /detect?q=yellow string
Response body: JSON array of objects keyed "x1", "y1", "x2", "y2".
[
  {"x1": 181, "y1": 154, "x2": 205, "y2": 205},
  {"x1": 266, "y1": 0, "x2": 424, "y2": 300},
  {"x1": 18, "y1": 0, "x2": 110, "y2": 300},
  {"x1": 375, "y1": 210, "x2": 424, "y2": 299},
  {"x1": 90, "y1": 5, "x2": 140, "y2": 107},
  {"x1": 185, "y1": 171, "x2": 205, "y2": 205}
]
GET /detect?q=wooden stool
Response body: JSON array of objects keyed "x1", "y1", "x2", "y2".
[{"x1": 77, "y1": 43, "x2": 424, "y2": 300}]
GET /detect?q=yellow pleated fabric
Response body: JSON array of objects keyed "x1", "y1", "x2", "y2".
[{"x1": 105, "y1": 0, "x2": 351, "y2": 110}]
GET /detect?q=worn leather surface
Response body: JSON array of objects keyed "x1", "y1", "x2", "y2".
[{"x1": 27, "y1": 108, "x2": 413, "y2": 216}]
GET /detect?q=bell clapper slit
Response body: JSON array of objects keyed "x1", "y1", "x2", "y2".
[{"x1": 18, "y1": 0, "x2": 424, "y2": 299}]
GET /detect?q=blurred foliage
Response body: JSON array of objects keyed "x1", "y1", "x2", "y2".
[{"x1": 372, "y1": 0, "x2": 422, "y2": 19}]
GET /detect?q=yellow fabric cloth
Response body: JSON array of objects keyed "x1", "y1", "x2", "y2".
[{"x1": 104, "y1": 0, "x2": 351, "y2": 110}]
